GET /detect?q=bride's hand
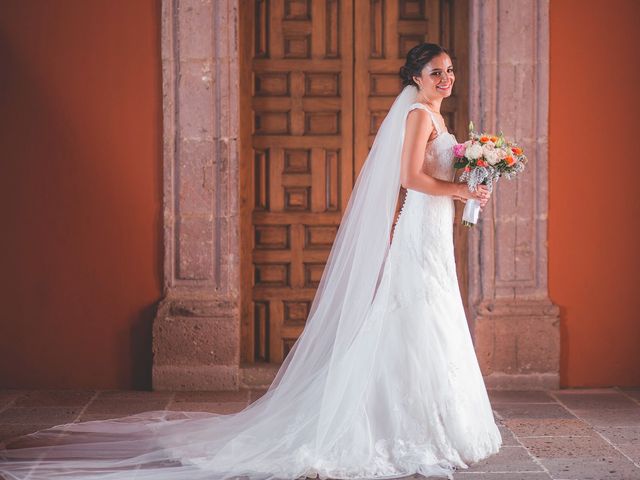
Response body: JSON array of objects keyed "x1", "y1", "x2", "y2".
[{"x1": 456, "y1": 183, "x2": 491, "y2": 207}]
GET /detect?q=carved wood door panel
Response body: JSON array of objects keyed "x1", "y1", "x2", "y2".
[{"x1": 240, "y1": 0, "x2": 469, "y2": 364}]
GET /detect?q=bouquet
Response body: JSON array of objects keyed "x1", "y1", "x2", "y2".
[{"x1": 453, "y1": 122, "x2": 528, "y2": 227}]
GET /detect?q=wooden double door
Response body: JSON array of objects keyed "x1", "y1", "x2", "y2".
[{"x1": 239, "y1": 0, "x2": 469, "y2": 364}]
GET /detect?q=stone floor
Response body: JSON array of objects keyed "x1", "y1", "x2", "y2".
[{"x1": 0, "y1": 387, "x2": 639, "y2": 479}]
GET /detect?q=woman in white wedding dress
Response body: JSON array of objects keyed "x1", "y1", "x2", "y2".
[{"x1": 0, "y1": 43, "x2": 501, "y2": 480}]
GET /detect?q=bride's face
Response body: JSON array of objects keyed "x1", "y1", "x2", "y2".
[{"x1": 414, "y1": 53, "x2": 455, "y2": 100}]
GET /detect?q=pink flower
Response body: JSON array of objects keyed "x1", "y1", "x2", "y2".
[{"x1": 453, "y1": 143, "x2": 466, "y2": 158}]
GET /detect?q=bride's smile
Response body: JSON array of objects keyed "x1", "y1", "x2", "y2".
[{"x1": 420, "y1": 55, "x2": 456, "y2": 101}]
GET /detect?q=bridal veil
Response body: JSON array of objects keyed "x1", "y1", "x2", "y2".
[{"x1": 0, "y1": 84, "x2": 421, "y2": 480}]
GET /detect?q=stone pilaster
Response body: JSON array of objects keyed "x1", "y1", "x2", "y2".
[
  {"x1": 152, "y1": 0, "x2": 241, "y2": 390},
  {"x1": 468, "y1": 0, "x2": 560, "y2": 389}
]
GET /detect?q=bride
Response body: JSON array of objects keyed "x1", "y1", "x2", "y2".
[{"x1": 0, "y1": 43, "x2": 501, "y2": 480}]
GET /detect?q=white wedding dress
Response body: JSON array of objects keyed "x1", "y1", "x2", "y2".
[{"x1": 0, "y1": 98, "x2": 502, "y2": 480}]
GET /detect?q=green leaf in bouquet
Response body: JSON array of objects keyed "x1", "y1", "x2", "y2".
[{"x1": 453, "y1": 160, "x2": 468, "y2": 169}]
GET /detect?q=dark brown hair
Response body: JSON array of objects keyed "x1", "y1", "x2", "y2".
[{"x1": 399, "y1": 43, "x2": 449, "y2": 88}]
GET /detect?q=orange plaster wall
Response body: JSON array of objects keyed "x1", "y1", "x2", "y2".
[
  {"x1": 0, "y1": 1, "x2": 162, "y2": 389},
  {"x1": 549, "y1": 0, "x2": 640, "y2": 386}
]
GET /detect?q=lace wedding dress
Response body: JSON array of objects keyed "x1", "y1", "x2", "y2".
[{"x1": 0, "y1": 96, "x2": 502, "y2": 480}]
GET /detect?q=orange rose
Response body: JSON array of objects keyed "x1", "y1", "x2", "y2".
[
  {"x1": 489, "y1": 136, "x2": 498, "y2": 143},
  {"x1": 480, "y1": 136, "x2": 490, "y2": 143},
  {"x1": 511, "y1": 146, "x2": 523, "y2": 155},
  {"x1": 477, "y1": 159, "x2": 486, "y2": 167},
  {"x1": 505, "y1": 155, "x2": 515, "y2": 166}
]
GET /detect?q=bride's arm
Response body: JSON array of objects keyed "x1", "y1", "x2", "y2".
[
  {"x1": 399, "y1": 109, "x2": 466, "y2": 198},
  {"x1": 452, "y1": 168, "x2": 467, "y2": 203}
]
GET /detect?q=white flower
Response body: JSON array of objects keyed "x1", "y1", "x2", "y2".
[
  {"x1": 496, "y1": 147, "x2": 508, "y2": 159},
  {"x1": 466, "y1": 142, "x2": 483, "y2": 160},
  {"x1": 482, "y1": 144, "x2": 500, "y2": 165},
  {"x1": 485, "y1": 149, "x2": 500, "y2": 165}
]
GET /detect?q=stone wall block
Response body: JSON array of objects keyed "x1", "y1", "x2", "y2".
[
  {"x1": 215, "y1": 140, "x2": 229, "y2": 211},
  {"x1": 226, "y1": 138, "x2": 240, "y2": 218},
  {"x1": 516, "y1": 316, "x2": 561, "y2": 372},
  {"x1": 216, "y1": 216, "x2": 237, "y2": 294},
  {"x1": 473, "y1": 317, "x2": 495, "y2": 375},
  {"x1": 221, "y1": 218, "x2": 240, "y2": 294},
  {"x1": 511, "y1": 64, "x2": 537, "y2": 140},
  {"x1": 497, "y1": 0, "x2": 535, "y2": 62},
  {"x1": 492, "y1": 318, "x2": 518, "y2": 373},
  {"x1": 177, "y1": 216, "x2": 214, "y2": 280},
  {"x1": 477, "y1": 315, "x2": 561, "y2": 376},
  {"x1": 153, "y1": 316, "x2": 238, "y2": 366},
  {"x1": 178, "y1": 139, "x2": 215, "y2": 215},
  {"x1": 178, "y1": 0, "x2": 214, "y2": 60},
  {"x1": 178, "y1": 61, "x2": 214, "y2": 139},
  {"x1": 494, "y1": 179, "x2": 518, "y2": 287},
  {"x1": 216, "y1": 138, "x2": 235, "y2": 216},
  {"x1": 153, "y1": 365, "x2": 238, "y2": 391},
  {"x1": 515, "y1": 180, "x2": 535, "y2": 281},
  {"x1": 161, "y1": 0, "x2": 174, "y2": 62}
]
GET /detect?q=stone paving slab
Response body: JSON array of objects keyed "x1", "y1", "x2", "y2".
[
  {"x1": 0, "y1": 406, "x2": 81, "y2": 425},
  {"x1": 553, "y1": 391, "x2": 640, "y2": 410},
  {"x1": 488, "y1": 391, "x2": 556, "y2": 404},
  {"x1": 493, "y1": 403, "x2": 576, "y2": 420},
  {"x1": 12, "y1": 390, "x2": 95, "y2": 407},
  {"x1": 0, "y1": 423, "x2": 59, "y2": 443},
  {"x1": 519, "y1": 435, "x2": 624, "y2": 459},
  {"x1": 76, "y1": 412, "x2": 134, "y2": 422},
  {"x1": 538, "y1": 457, "x2": 640, "y2": 480},
  {"x1": 172, "y1": 390, "x2": 249, "y2": 402},
  {"x1": 0, "y1": 391, "x2": 26, "y2": 411},
  {"x1": 618, "y1": 443, "x2": 640, "y2": 464},
  {"x1": 249, "y1": 388, "x2": 269, "y2": 403},
  {"x1": 454, "y1": 473, "x2": 551, "y2": 479},
  {"x1": 621, "y1": 388, "x2": 640, "y2": 404},
  {"x1": 570, "y1": 408, "x2": 640, "y2": 428},
  {"x1": 0, "y1": 388, "x2": 638, "y2": 480},
  {"x1": 497, "y1": 425, "x2": 519, "y2": 447},
  {"x1": 93, "y1": 390, "x2": 174, "y2": 401},
  {"x1": 596, "y1": 426, "x2": 640, "y2": 446},
  {"x1": 83, "y1": 398, "x2": 170, "y2": 415},
  {"x1": 462, "y1": 445, "x2": 544, "y2": 473},
  {"x1": 503, "y1": 418, "x2": 595, "y2": 437},
  {"x1": 166, "y1": 401, "x2": 248, "y2": 414}
]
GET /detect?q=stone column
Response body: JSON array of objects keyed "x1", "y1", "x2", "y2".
[
  {"x1": 152, "y1": 0, "x2": 241, "y2": 390},
  {"x1": 467, "y1": 0, "x2": 560, "y2": 389}
]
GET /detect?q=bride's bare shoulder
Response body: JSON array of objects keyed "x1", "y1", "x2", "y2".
[
  {"x1": 406, "y1": 107, "x2": 429, "y2": 123},
  {"x1": 405, "y1": 106, "x2": 433, "y2": 136}
]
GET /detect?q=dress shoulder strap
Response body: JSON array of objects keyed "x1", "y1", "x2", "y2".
[{"x1": 407, "y1": 102, "x2": 442, "y2": 134}]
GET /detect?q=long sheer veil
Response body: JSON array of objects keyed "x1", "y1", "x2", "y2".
[{"x1": 0, "y1": 84, "x2": 420, "y2": 480}]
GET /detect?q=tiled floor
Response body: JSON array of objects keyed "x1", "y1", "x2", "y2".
[{"x1": 0, "y1": 387, "x2": 639, "y2": 479}]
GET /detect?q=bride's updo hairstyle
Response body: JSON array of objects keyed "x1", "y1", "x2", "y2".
[{"x1": 399, "y1": 43, "x2": 449, "y2": 88}]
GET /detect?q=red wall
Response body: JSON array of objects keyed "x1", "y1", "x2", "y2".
[
  {"x1": 549, "y1": 0, "x2": 640, "y2": 386},
  {"x1": 0, "y1": 1, "x2": 162, "y2": 389}
]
